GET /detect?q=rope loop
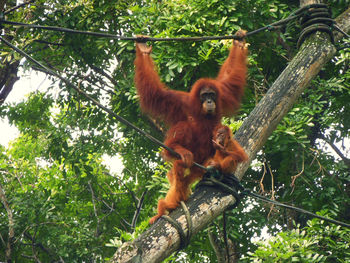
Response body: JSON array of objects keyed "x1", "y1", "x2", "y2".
[
  {"x1": 162, "y1": 201, "x2": 192, "y2": 250},
  {"x1": 197, "y1": 168, "x2": 246, "y2": 210},
  {"x1": 297, "y1": 4, "x2": 335, "y2": 48}
]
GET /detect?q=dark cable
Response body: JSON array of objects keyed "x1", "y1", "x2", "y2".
[
  {"x1": 0, "y1": 12, "x2": 302, "y2": 42},
  {"x1": 200, "y1": 168, "x2": 350, "y2": 228},
  {"x1": 334, "y1": 24, "x2": 350, "y2": 39},
  {"x1": 1, "y1": 4, "x2": 348, "y2": 47},
  {"x1": 162, "y1": 215, "x2": 189, "y2": 249},
  {"x1": 161, "y1": 201, "x2": 193, "y2": 250},
  {"x1": 196, "y1": 168, "x2": 243, "y2": 211},
  {"x1": 246, "y1": 190, "x2": 350, "y2": 228},
  {"x1": 180, "y1": 201, "x2": 193, "y2": 243},
  {"x1": 0, "y1": 20, "x2": 136, "y2": 40},
  {"x1": 294, "y1": 3, "x2": 329, "y2": 15},
  {"x1": 337, "y1": 43, "x2": 350, "y2": 51},
  {"x1": 7, "y1": 4, "x2": 340, "y2": 44},
  {"x1": 297, "y1": 4, "x2": 335, "y2": 48}
]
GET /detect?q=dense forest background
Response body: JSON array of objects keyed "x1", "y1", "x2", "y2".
[{"x1": 0, "y1": 0, "x2": 349, "y2": 262}]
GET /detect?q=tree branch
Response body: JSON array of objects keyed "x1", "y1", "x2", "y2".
[
  {"x1": 0, "y1": 183, "x2": 14, "y2": 262},
  {"x1": 131, "y1": 190, "x2": 148, "y2": 230},
  {"x1": 318, "y1": 133, "x2": 350, "y2": 169},
  {"x1": 0, "y1": 60, "x2": 20, "y2": 104},
  {"x1": 208, "y1": 225, "x2": 225, "y2": 263}
]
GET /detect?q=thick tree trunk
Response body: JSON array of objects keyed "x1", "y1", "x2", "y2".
[
  {"x1": 0, "y1": 3, "x2": 21, "y2": 104},
  {"x1": 0, "y1": 183, "x2": 14, "y2": 262},
  {"x1": 0, "y1": 60, "x2": 20, "y2": 104},
  {"x1": 111, "y1": 5, "x2": 350, "y2": 263}
]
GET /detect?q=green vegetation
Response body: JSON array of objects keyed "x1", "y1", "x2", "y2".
[{"x1": 0, "y1": 0, "x2": 349, "y2": 262}]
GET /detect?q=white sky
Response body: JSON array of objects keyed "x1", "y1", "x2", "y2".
[{"x1": 0, "y1": 68, "x2": 42, "y2": 147}]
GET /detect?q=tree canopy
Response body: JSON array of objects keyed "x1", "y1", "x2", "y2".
[{"x1": 0, "y1": 0, "x2": 349, "y2": 262}]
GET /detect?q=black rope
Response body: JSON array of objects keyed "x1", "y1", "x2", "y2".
[
  {"x1": 0, "y1": 20, "x2": 137, "y2": 40},
  {"x1": 1, "y1": 3, "x2": 348, "y2": 54},
  {"x1": 196, "y1": 168, "x2": 243, "y2": 210},
  {"x1": 199, "y1": 168, "x2": 350, "y2": 228},
  {"x1": 293, "y1": 3, "x2": 330, "y2": 16},
  {"x1": 247, "y1": 191, "x2": 350, "y2": 228},
  {"x1": 333, "y1": 23, "x2": 350, "y2": 51},
  {"x1": 161, "y1": 201, "x2": 192, "y2": 250},
  {"x1": 337, "y1": 43, "x2": 350, "y2": 51},
  {"x1": 0, "y1": 4, "x2": 348, "y2": 46},
  {"x1": 162, "y1": 215, "x2": 188, "y2": 249},
  {"x1": 0, "y1": 36, "x2": 208, "y2": 171},
  {"x1": 0, "y1": 11, "x2": 303, "y2": 42},
  {"x1": 2, "y1": 4, "x2": 347, "y2": 45},
  {"x1": 297, "y1": 4, "x2": 335, "y2": 48},
  {"x1": 180, "y1": 201, "x2": 193, "y2": 242},
  {"x1": 334, "y1": 24, "x2": 350, "y2": 39}
]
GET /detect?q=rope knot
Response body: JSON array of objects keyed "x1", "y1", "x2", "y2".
[{"x1": 197, "y1": 167, "x2": 247, "y2": 209}]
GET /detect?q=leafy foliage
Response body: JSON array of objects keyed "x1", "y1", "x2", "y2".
[
  {"x1": 0, "y1": 0, "x2": 349, "y2": 262},
  {"x1": 244, "y1": 214, "x2": 350, "y2": 262}
]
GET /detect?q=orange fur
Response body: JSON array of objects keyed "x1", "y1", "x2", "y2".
[
  {"x1": 134, "y1": 31, "x2": 248, "y2": 224},
  {"x1": 206, "y1": 124, "x2": 248, "y2": 174}
]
